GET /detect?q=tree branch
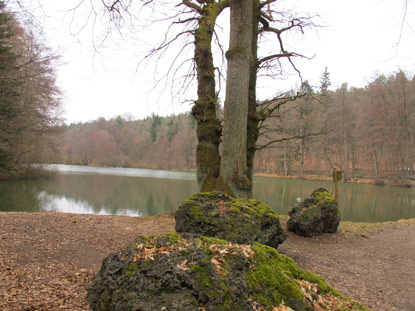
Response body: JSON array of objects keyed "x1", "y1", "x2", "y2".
[
  {"x1": 181, "y1": 0, "x2": 202, "y2": 15},
  {"x1": 256, "y1": 131, "x2": 326, "y2": 150}
]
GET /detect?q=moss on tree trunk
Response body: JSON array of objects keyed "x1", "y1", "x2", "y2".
[{"x1": 191, "y1": 2, "x2": 228, "y2": 191}]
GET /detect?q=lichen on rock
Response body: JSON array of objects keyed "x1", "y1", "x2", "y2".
[
  {"x1": 86, "y1": 233, "x2": 368, "y2": 311},
  {"x1": 287, "y1": 188, "x2": 341, "y2": 237},
  {"x1": 175, "y1": 191, "x2": 287, "y2": 249}
]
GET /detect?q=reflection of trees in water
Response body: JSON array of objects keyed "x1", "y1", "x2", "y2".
[
  {"x1": 254, "y1": 178, "x2": 333, "y2": 216},
  {"x1": 0, "y1": 180, "x2": 47, "y2": 212},
  {"x1": 41, "y1": 174, "x2": 199, "y2": 216},
  {"x1": 254, "y1": 178, "x2": 415, "y2": 222},
  {"x1": 340, "y1": 183, "x2": 415, "y2": 222},
  {"x1": 1, "y1": 172, "x2": 414, "y2": 220}
]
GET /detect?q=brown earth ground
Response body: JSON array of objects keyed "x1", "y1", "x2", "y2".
[{"x1": 0, "y1": 212, "x2": 414, "y2": 311}]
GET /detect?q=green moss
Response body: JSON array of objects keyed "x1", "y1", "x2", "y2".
[
  {"x1": 91, "y1": 231, "x2": 368, "y2": 311},
  {"x1": 204, "y1": 178, "x2": 235, "y2": 197},
  {"x1": 191, "y1": 265, "x2": 213, "y2": 287},
  {"x1": 235, "y1": 176, "x2": 252, "y2": 190},
  {"x1": 230, "y1": 197, "x2": 279, "y2": 220},
  {"x1": 133, "y1": 235, "x2": 149, "y2": 249},
  {"x1": 200, "y1": 235, "x2": 228, "y2": 245},
  {"x1": 300, "y1": 209, "x2": 315, "y2": 220},
  {"x1": 222, "y1": 290, "x2": 235, "y2": 311},
  {"x1": 203, "y1": 70, "x2": 215, "y2": 78},
  {"x1": 99, "y1": 289, "x2": 111, "y2": 311},
  {"x1": 177, "y1": 192, "x2": 284, "y2": 246},
  {"x1": 190, "y1": 264, "x2": 228, "y2": 305},
  {"x1": 188, "y1": 204, "x2": 206, "y2": 222},
  {"x1": 164, "y1": 232, "x2": 183, "y2": 244},
  {"x1": 245, "y1": 244, "x2": 304, "y2": 309},
  {"x1": 314, "y1": 190, "x2": 336, "y2": 204},
  {"x1": 228, "y1": 206, "x2": 241, "y2": 213},
  {"x1": 125, "y1": 262, "x2": 139, "y2": 276},
  {"x1": 113, "y1": 289, "x2": 123, "y2": 302},
  {"x1": 225, "y1": 46, "x2": 246, "y2": 59},
  {"x1": 245, "y1": 243, "x2": 342, "y2": 310}
]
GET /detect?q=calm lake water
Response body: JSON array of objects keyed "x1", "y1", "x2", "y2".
[{"x1": 0, "y1": 164, "x2": 414, "y2": 222}]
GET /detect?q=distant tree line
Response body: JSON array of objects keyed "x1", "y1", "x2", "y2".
[
  {"x1": 0, "y1": 2, "x2": 61, "y2": 179},
  {"x1": 55, "y1": 114, "x2": 197, "y2": 171},
  {"x1": 53, "y1": 70, "x2": 415, "y2": 184},
  {"x1": 255, "y1": 70, "x2": 415, "y2": 185}
]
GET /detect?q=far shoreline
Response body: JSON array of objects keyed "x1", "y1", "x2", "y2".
[
  {"x1": 254, "y1": 172, "x2": 415, "y2": 188},
  {"x1": 44, "y1": 163, "x2": 415, "y2": 188}
]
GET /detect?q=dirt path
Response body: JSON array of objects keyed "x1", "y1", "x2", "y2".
[
  {"x1": 0, "y1": 212, "x2": 414, "y2": 310},
  {"x1": 278, "y1": 223, "x2": 415, "y2": 311}
]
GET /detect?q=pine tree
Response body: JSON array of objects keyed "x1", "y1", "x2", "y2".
[{"x1": 320, "y1": 66, "x2": 331, "y2": 94}]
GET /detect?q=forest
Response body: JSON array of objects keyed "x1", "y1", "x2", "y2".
[
  {"x1": 51, "y1": 70, "x2": 415, "y2": 185},
  {"x1": 1, "y1": 1, "x2": 414, "y2": 186},
  {"x1": 0, "y1": 2, "x2": 61, "y2": 179}
]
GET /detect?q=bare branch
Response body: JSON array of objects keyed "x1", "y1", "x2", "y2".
[
  {"x1": 259, "y1": 0, "x2": 277, "y2": 10},
  {"x1": 173, "y1": 17, "x2": 199, "y2": 24},
  {"x1": 182, "y1": 0, "x2": 203, "y2": 14},
  {"x1": 256, "y1": 131, "x2": 326, "y2": 150}
]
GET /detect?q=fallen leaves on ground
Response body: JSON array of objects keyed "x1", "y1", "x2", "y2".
[{"x1": 0, "y1": 259, "x2": 93, "y2": 311}]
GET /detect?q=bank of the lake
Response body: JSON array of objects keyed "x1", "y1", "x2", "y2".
[
  {"x1": 254, "y1": 172, "x2": 415, "y2": 187},
  {"x1": 43, "y1": 163, "x2": 415, "y2": 187},
  {"x1": 1, "y1": 211, "x2": 414, "y2": 310}
]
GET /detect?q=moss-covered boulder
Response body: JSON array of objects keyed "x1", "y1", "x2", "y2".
[
  {"x1": 287, "y1": 188, "x2": 341, "y2": 237},
  {"x1": 175, "y1": 191, "x2": 286, "y2": 249},
  {"x1": 86, "y1": 233, "x2": 368, "y2": 311}
]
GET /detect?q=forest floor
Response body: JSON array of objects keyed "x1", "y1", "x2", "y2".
[{"x1": 0, "y1": 212, "x2": 414, "y2": 311}]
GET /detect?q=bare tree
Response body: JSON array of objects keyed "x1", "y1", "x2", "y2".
[
  {"x1": 0, "y1": 2, "x2": 62, "y2": 179},
  {"x1": 15, "y1": 0, "x2": 316, "y2": 195}
]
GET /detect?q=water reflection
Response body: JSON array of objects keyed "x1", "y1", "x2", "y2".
[
  {"x1": 254, "y1": 177, "x2": 415, "y2": 222},
  {"x1": 0, "y1": 165, "x2": 414, "y2": 222}
]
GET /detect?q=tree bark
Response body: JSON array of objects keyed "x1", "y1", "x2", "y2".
[
  {"x1": 246, "y1": 0, "x2": 261, "y2": 198},
  {"x1": 191, "y1": 1, "x2": 228, "y2": 191},
  {"x1": 220, "y1": 0, "x2": 254, "y2": 198}
]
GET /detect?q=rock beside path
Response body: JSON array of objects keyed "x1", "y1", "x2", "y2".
[
  {"x1": 287, "y1": 188, "x2": 340, "y2": 237},
  {"x1": 86, "y1": 233, "x2": 368, "y2": 311},
  {"x1": 175, "y1": 192, "x2": 286, "y2": 249}
]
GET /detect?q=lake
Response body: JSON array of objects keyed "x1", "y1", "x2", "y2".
[{"x1": 0, "y1": 164, "x2": 414, "y2": 222}]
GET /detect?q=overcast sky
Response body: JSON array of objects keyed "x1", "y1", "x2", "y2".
[{"x1": 12, "y1": 0, "x2": 415, "y2": 123}]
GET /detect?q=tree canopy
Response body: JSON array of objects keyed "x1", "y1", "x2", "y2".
[{"x1": 0, "y1": 1, "x2": 61, "y2": 179}]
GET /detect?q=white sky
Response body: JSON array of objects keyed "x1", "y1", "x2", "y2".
[{"x1": 12, "y1": 0, "x2": 415, "y2": 123}]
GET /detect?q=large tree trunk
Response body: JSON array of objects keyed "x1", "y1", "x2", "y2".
[
  {"x1": 219, "y1": 0, "x2": 254, "y2": 198},
  {"x1": 191, "y1": 2, "x2": 228, "y2": 191},
  {"x1": 246, "y1": 0, "x2": 261, "y2": 198}
]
